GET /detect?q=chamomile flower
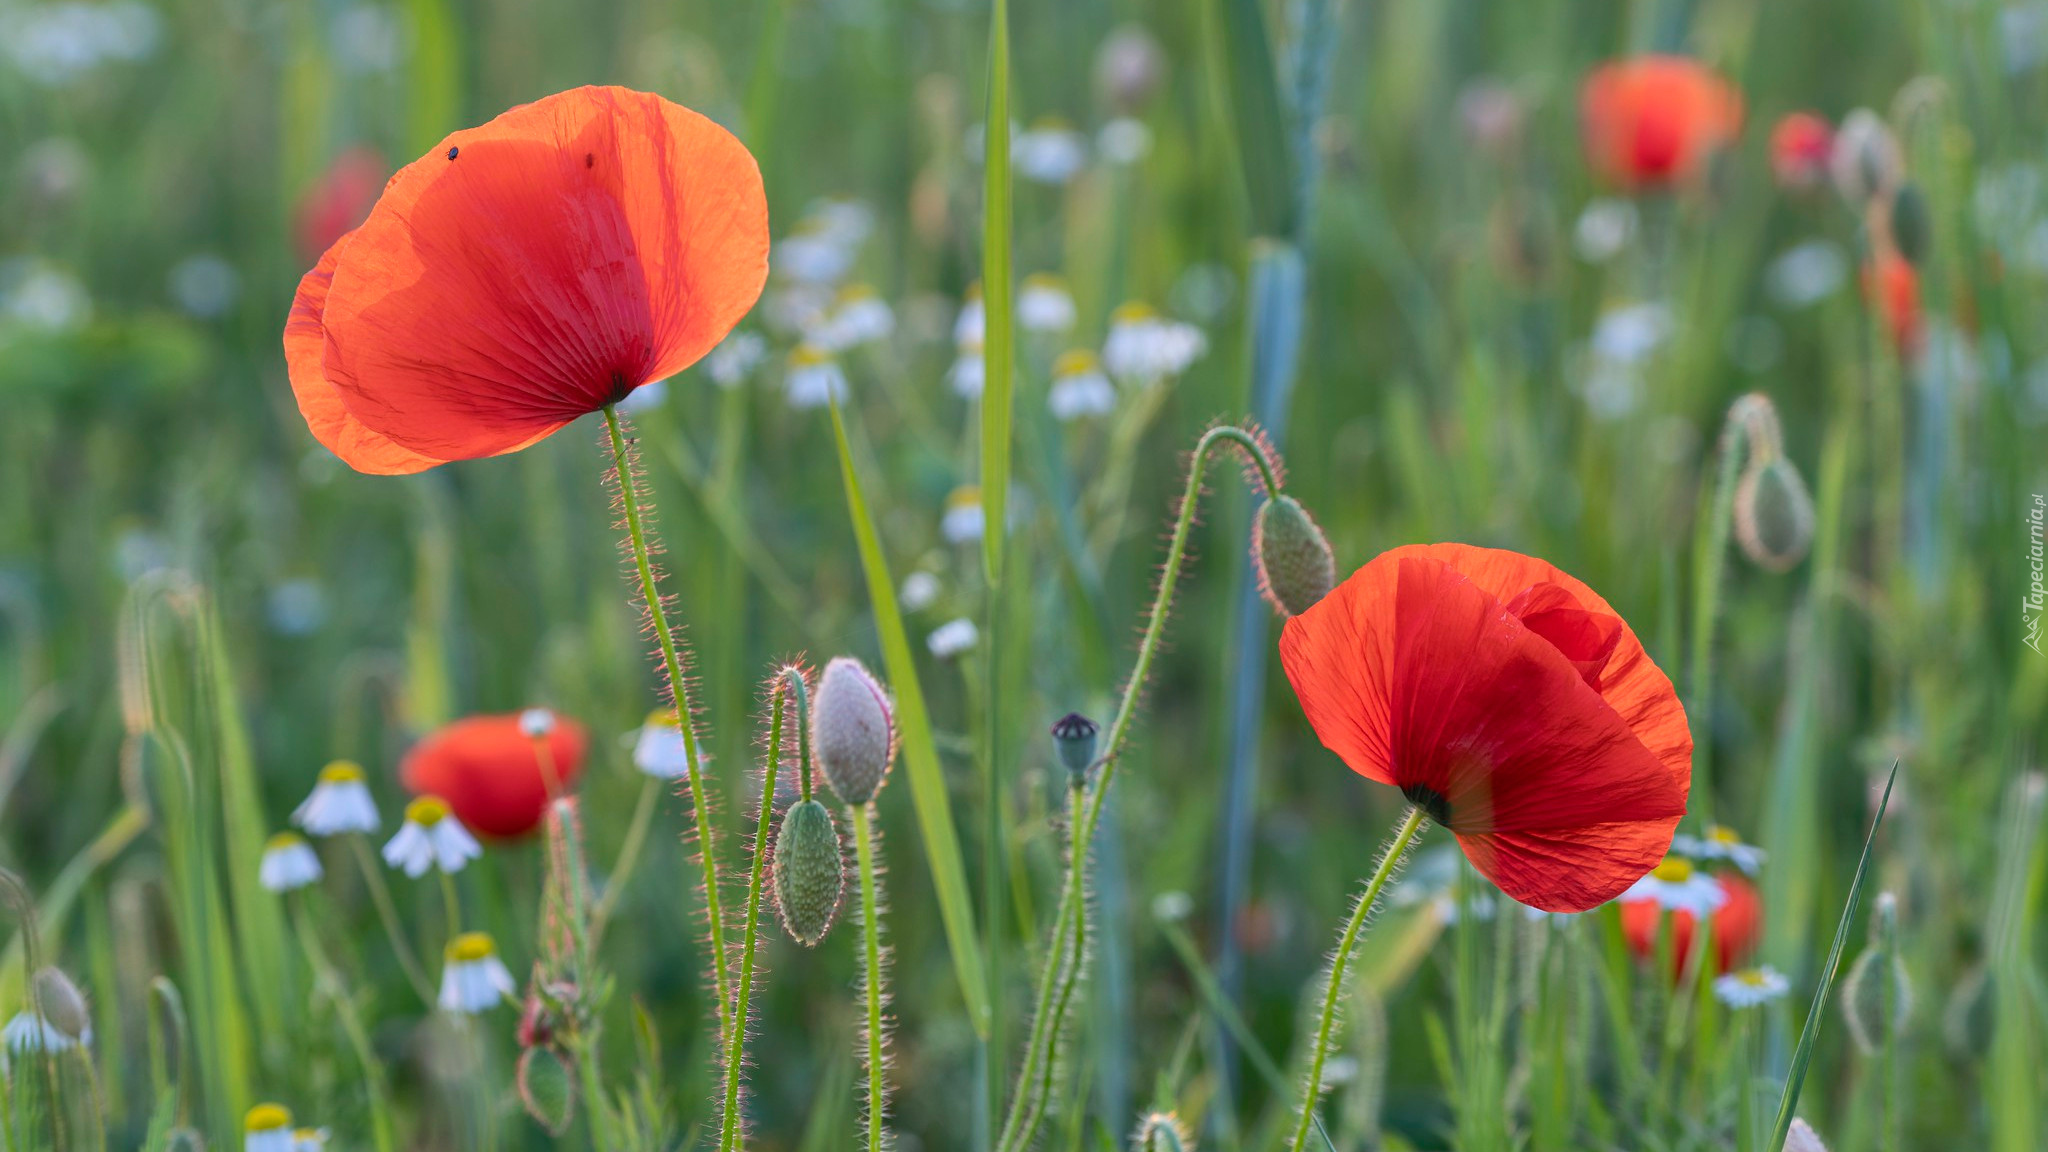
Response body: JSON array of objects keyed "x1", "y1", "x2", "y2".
[
  {"x1": 954, "y1": 286, "x2": 984, "y2": 347},
  {"x1": 1048, "y1": 349, "x2": 1116, "y2": 421},
  {"x1": 292, "y1": 1129, "x2": 331, "y2": 1151},
  {"x1": 941, "y1": 486, "x2": 985, "y2": 544},
  {"x1": 1618, "y1": 856, "x2": 1728, "y2": 918},
  {"x1": 899, "y1": 570, "x2": 941, "y2": 612},
  {"x1": 631, "y1": 709, "x2": 704, "y2": 780},
  {"x1": 244, "y1": 1104, "x2": 295, "y2": 1152},
  {"x1": 259, "y1": 832, "x2": 323, "y2": 893},
  {"x1": 1714, "y1": 965, "x2": 1791, "y2": 1009},
  {"x1": 1017, "y1": 273, "x2": 1076, "y2": 334},
  {"x1": 927, "y1": 617, "x2": 980, "y2": 659},
  {"x1": 382, "y1": 795, "x2": 482, "y2": 878},
  {"x1": 2, "y1": 1010, "x2": 84, "y2": 1055},
  {"x1": 949, "y1": 339, "x2": 986, "y2": 399},
  {"x1": 773, "y1": 219, "x2": 854, "y2": 285},
  {"x1": 439, "y1": 931, "x2": 515, "y2": 1014},
  {"x1": 1102, "y1": 302, "x2": 1207, "y2": 384},
  {"x1": 1014, "y1": 118, "x2": 1089, "y2": 184},
  {"x1": 819, "y1": 284, "x2": 895, "y2": 350},
  {"x1": 518, "y1": 707, "x2": 556, "y2": 739},
  {"x1": 291, "y1": 760, "x2": 380, "y2": 837},
  {"x1": 785, "y1": 345, "x2": 849, "y2": 410},
  {"x1": 1098, "y1": 118, "x2": 1153, "y2": 165},
  {"x1": 1672, "y1": 824, "x2": 1767, "y2": 875},
  {"x1": 705, "y1": 330, "x2": 767, "y2": 388}
]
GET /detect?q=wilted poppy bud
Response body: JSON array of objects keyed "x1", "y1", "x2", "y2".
[
  {"x1": 773, "y1": 799, "x2": 845, "y2": 946},
  {"x1": 1841, "y1": 891, "x2": 1912, "y2": 1055},
  {"x1": 30, "y1": 966, "x2": 89, "y2": 1041},
  {"x1": 1254, "y1": 495, "x2": 1337, "y2": 616},
  {"x1": 1830, "y1": 109, "x2": 1902, "y2": 206},
  {"x1": 1889, "y1": 182, "x2": 1931, "y2": 266},
  {"x1": 1769, "y1": 112, "x2": 1833, "y2": 192},
  {"x1": 517, "y1": 1046, "x2": 576, "y2": 1136},
  {"x1": 811, "y1": 657, "x2": 895, "y2": 806},
  {"x1": 1050, "y1": 713, "x2": 1100, "y2": 788},
  {"x1": 1131, "y1": 1112, "x2": 1192, "y2": 1152}
]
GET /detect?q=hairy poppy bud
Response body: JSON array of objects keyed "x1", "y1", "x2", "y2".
[
  {"x1": 1889, "y1": 182, "x2": 1931, "y2": 266},
  {"x1": 811, "y1": 657, "x2": 895, "y2": 806},
  {"x1": 1131, "y1": 1112, "x2": 1193, "y2": 1152},
  {"x1": 1253, "y1": 495, "x2": 1337, "y2": 617},
  {"x1": 1734, "y1": 456, "x2": 1816, "y2": 572},
  {"x1": 1830, "y1": 109, "x2": 1902, "y2": 207},
  {"x1": 1785, "y1": 1118, "x2": 1830, "y2": 1152},
  {"x1": 773, "y1": 799, "x2": 845, "y2": 946},
  {"x1": 1051, "y1": 712, "x2": 1100, "y2": 788},
  {"x1": 1841, "y1": 891, "x2": 1911, "y2": 1055},
  {"x1": 30, "y1": 966, "x2": 89, "y2": 1041},
  {"x1": 517, "y1": 1046, "x2": 576, "y2": 1136}
]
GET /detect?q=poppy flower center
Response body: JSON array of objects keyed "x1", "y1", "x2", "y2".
[{"x1": 1400, "y1": 783, "x2": 1453, "y2": 826}]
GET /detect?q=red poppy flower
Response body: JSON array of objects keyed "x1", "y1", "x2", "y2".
[
  {"x1": 400, "y1": 713, "x2": 588, "y2": 838},
  {"x1": 1769, "y1": 112, "x2": 1834, "y2": 192},
  {"x1": 285, "y1": 85, "x2": 769, "y2": 474},
  {"x1": 1620, "y1": 869, "x2": 1762, "y2": 975},
  {"x1": 1278, "y1": 544, "x2": 1692, "y2": 913},
  {"x1": 1580, "y1": 56, "x2": 1744, "y2": 189},
  {"x1": 1863, "y1": 248, "x2": 1923, "y2": 361},
  {"x1": 295, "y1": 147, "x2": 387, "y2": 263}
]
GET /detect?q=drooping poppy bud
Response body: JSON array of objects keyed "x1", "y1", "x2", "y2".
[
  {"x1": 1841, "y1": 891, "x2": 1912, "y2": 1055},
  {"x1": 1050, "y1": 712, "x2": 1100, "y2": 789},
  {"x1": 1253, "y1": 495, "x2": 1337, "y2": 617},
  {"x1": 1769, "y1": 112, "x2": 1833, "y2": 192},
  {"x1": 811, "y1": 657, "x2": 895, "y2": 806},
  {"x1": 773, "y1": 799, "x2": 845, "y2": 946},
  {"x1": 1131, "y1": 1112, "x2": 1193, "y2": 1152},
  {"x1": 1726, "y1": 392, "x2": 1815, "y2": 573},
  {"x1": 517, "y1": 1046, "x2": 576, "y2": 1136},
  {"x1": 29, "y1": 967, "x2": 89, "y2": 1042}
]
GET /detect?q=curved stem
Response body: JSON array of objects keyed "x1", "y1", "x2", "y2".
[
  {"x1": 348, "y1": 834, "x2": 434, "y2": 1007},
  {"x1": 1288, "y1": 806, "x2": 1427, "y2": 1152},
  {"x1": 438, "y1": 869, "x2": 462, "y2": 943},
  {"x1": 998, "y1": 424, "x2": 1278, "y2": 1151},
  {"x1": 717, "y1": 673, "x2": 791, "y2": 1152},
  {"x1": 853, "y1": 802, "x2": 888, "y2": 1152},
  {"x1": 602, "y1": 405, "x2": 730, "y2": 1028}
]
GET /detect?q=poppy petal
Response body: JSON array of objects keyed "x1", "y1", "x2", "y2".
[
  {"x1": 400, "y1": 714, "x2": 589, "y2": 839},
  {"x1": 1461, "y1": 820, "x2": 1683, "y2": 912},
  {"x1": 316, "y1": 86, "x2": 768, "y2": 464}
]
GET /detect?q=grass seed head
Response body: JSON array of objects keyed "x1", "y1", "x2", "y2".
[{"x1": 774, "y1": 798, "x2": 846, "y2": 946}]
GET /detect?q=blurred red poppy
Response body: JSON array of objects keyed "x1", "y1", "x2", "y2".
[
  {"x1": 401, "y1": 714, "x2": 588, "y2": 838},
  {"x1": 1580, "y1": 56, "x2": 1744, "y2": 189},
  {"x1": 1279, "y1": 544, "x2": 1692, "y2": 913},
  {"x1": 1620, "y1": 871, "x2": 1762, "y2": 975},
  {"x1": 285, "y1": 85, "x2": 769, "y2": 474},
  {"x1": 1863, "y1": 248, "x2": 1923, "y2": 360},
  {"x1": 295, "y1": 147, "x2": 386, "y2": 263},
  {"x1": 1769, "y1": 112, "x2": 1834, "y2": 192}
]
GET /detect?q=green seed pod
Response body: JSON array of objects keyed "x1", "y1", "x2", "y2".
[
  {"x1": 1253, "y1": 495, "x2": 1337, "y2": 617},
  {"x1": 1131, "y1": 1112, "x2": 1193, "y2": 1152},
  {"x1": 811, "y1": 657, "x2": 895, "y2": 806},
  {"x1": 30, "y1": 966, "x2": 89, "y2": 1041},
  {"x1": 1890, "y1": 182, "x2": 1931, "y2": 266},
  {"x1": 517, "y1": 1045, "x2": 576, "y2": 1136},
  {"x1": 1734, "y1": 456, "x2": 1815, "y2": 573},
  {"x1": 774, "y1": 799, "x2": 845, "y2": 947}
]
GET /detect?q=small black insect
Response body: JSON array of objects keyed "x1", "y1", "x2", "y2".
[{"x1": 447, "y1": 146, "x2": 459, "y2": 160}]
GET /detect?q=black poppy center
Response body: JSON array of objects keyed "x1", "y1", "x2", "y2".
[{"x1": 1401, "y1": 783, "x2": 1452, "y2": 826}]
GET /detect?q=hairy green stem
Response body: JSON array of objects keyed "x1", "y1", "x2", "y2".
[
  {"x1": 1288, "y1": 805, "x2": 1427, "y2": 1152},
  {"x1": 348, "y1": 834, "x2": 434, "y2": 1007},
  {"x1": 853, "y1": 802, "x2": 888, "y2": 1152},
  {"x1": 602, "y1": 404, "x2": 730, "y2": 1032},
  {"x1": 999, "y1": 782, "x2": 1089, "y2": 1151},
  {"x1": 718, "y1": 671, "x2": 797, "y2": 1152}
]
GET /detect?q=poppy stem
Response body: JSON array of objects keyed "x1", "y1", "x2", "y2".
[
  {"x1": 348, "y1": 834, "x2": 436, "y2": 1008},
  {"x1": 852, "y1": 800, "x2": 890, "y2": 1152},
  {"x1": 716, "y1": 670, "x2": 793, "y2": 1152},
  {"x1": 600, "y1": 404, "x2": 731, "y2": 1033},
  {"x1": 1287, "y1": 804, "x2": 1427, "y2": 1152}
]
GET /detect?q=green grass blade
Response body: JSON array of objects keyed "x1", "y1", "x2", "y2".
[
  {"x1": 979, "y1": 0, "x2": 1013, "y2": 585},
  {"x1": 1767, "y1": 759, "x2": 1899, "y2": 1151},
  {"x1": 827, "y1": 396, "x2": 992, "y2": 1037},
  {"x1": 1212, "y1": 0, "x2": 1297, "y2": 238}
]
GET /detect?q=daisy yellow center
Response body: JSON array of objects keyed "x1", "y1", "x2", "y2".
[
  {"x1": 264, "y1": 832, "x2": 305, "y2": 852},
  {"x1": 962, "y1": 282, "x2": 982, "y2": 302},
  {"x1": 946, "y1": 485, "x2": 982, "y2": 512},
  {"x1": 644, "y1": 708, "x2": 679, "y2": 731},
  {"x1": 406, "y1": 796, "x2": 450, "y2": 827},
  {"x1": 836, "y1": 283, "x2": 876, "y2": 304},
  {"x1": 1707, "y1": 824, "x2": 1742, "y2": 845},
  {"x1": 791, "y1": 344, "x2": 832, "y2": 367},
  {"x1": 1736, "y1": 968, "x2": 1770, "y2": 987},
  {"x1": 293, "y1": 1131, "x2": 325, "y2": 1143},
  {"x1": 1111, "y1": 301, "x2": 1157, "y2": 326},
  {"x1": 245, "y1": 1103, "x2": 292, "y2": 1132},
  {"x1": 1651, "y1": 856, "x2": 1693, "y2": 883},
  {"x1": 1029, "y1": 115, "x2": 1072, "y2": 131},
  {"x1": 1054, "y1": 349, "x2": 1099, "y2": 376},
  {"x1": 318, "y1": 760, "x2": 364, "y2": 785},
  {"x1": 447, "y1": 931, "x2": 496, "y2": 962},
  {"x1": 1022, "y1": 272, "x2": 1068, "y2": 293}
]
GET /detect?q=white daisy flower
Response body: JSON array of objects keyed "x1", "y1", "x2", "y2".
[
  {"x1": 1671, "y1": 824, "x2": 1767, "y2": 875},
  {"x1": 1591, "y1": 302, "x2": 1674, "y2": 365},
  {"x1": 292, "y1": 1129, "x2": 331, "y2": 1152},
  {"x1": 705, "y1": 331, "x2": 767, "y2": 388},
  {"x1": 259, "y1": 832, "x2": 323, "y2": 893},
  {"x1": 631, "y1": 709, "x2": 703, "y2": 780},
  {"x1": 1572, "y1": 197, "x2": 1638, "y2": 263},
  {"x1": 2, "y1": 1010, "x2": 85, "y2": 1055},
  {"x1": 1097, "y1": 117, "x2": 1153, "y2": 165},
  {"x1": 927, "y1": 617, "x2": 980, "y2": 659},
  {"x1": 899, "y1": 570, "x2": 941, "y2": 612},
  {"x1": 817, "y1": 284, "x2": 895, "y2": 351},
  {"x1": 1017, "y1": 273, "x2": 1076, "y2": 334},
  {"x1": 1766, "y1": 241, "x2": 1847, "y2": 309},
  {"x1": 1101, "y1": 301, "x2": 1207, "y2": 384},
  {"x1": 764, "y1": 282, "x2": 834, "y2": 336},
  {"x1": 941, "y1": 486, "x2": 985, "y2": 544},
  {"x1": 954, "y1": 287, "x2": 985, "y2": 347},
  {"x1": 785, "y1": 345, "x2": 849, "y2": 410},
  {"x1": 773, "y1": 221, "x2": 854, "y2": 285},
  {"x1": 291, "y1": 760, "x2": 380, "y2": 837},
  {"x1": 518, "y1": 707, "x2": 555, "y2": 739},
  {"x1": 1048, "y1": 349, "x2": 1116, "y2": 421},
  {"x1": 1713, "y1": 965, "x2": 1791, "y2": 1010},
  {"x1": 807, "y1": 198, "x2": 875, "y2": 249},
  {"x1": 1151, "y1": 890, "x2": 1194, "y2": 923},
  {"x1": 382, "y1": 795, "x2": 482, "y2": 878},
  {"x1": 1619, "y1": 856, "x2": 1728, "y2": 918},
  {"x1": 439, "y1": 931, "x2": 515, "y2": 1014},
  {"x1": 1014, "y1": 118, "x2": 1089, "y2": 184},
  {"x1": 244, "y1": 1104, "x2": 295, "y2": 1152},
  {"x1": 949, "y1": 340, "x2": 987, "y2": 399}
]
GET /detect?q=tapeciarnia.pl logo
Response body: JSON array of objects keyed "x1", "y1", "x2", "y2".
[{"x1": 2028, "y1": 493, "x2": 2045, "y2": 655}]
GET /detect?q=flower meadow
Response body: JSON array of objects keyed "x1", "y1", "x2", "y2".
[{"x1": 0, "y1": 1, "x2": 2043, "y2": 1150}]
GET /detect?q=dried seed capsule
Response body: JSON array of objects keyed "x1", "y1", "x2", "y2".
[
  {"x1": 30, "y1": 966, "x2": 89, "y2": 1042},
  {"x1": 1253, "y1": 495, "x2": 1337, "y2": 617},
  {"x1": 1734, "y1": 455, "x2": 1816, "y2": 572},
  {"x1": 774, "y1": 799, "x2": 845, "y2": 946},
  {"x1": 811, "y1": 657, "x2": 895, "y2": 806},
  {"x1": 1051, "y1": 713, "x2": 1100, "y2": 789},
  {"x1": 517, "y1": 1046, "x2": 576, "y2": 1136}
]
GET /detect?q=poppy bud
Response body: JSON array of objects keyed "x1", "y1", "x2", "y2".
[
  {"x1": 811, "y1": 657, "x2": 895, "y2": 806},
  {"x1": 519, "y1": 708, "x2": 556, "y2": 739},
  {"x1": 1785, "y1": 1119, "x2": 1830, "y2": 1152},
  {"x1": 1734, "y1": 455, "x2": 1816, "y2": 573},
  {"x1": 30, "y1": 966, "x2": 89, "y2": 1041},
  {"x1": 773, "y1": 799, "x2": 845, "y2": 946},
  {"x1": 1131, "y1": 1112, "x2": 1192, "y2": 1152},
  {"x1": 1769, "y1": 112, "x2": 1834, "y2": 192},
  {"x1": 517, "y1": 1045, "x2": 576, "y2": 1136},
  {"x1": 1841, "y1": 891, "x2": 1911, "y2": 1055},
  {"x1": 1943, "y1": 961, "x2": 1994, "y2": 1057},
  {"x1": 1051, "y1": 712, "x2": 1100, "y2": 789},
  {"x1": 165, "y1": 1129, "x2": 204, "y2": 1152},
  {"x1": 1830, "y1": 109, "x2": 1902, "y2": 207},
  {"x1": 1889, "y1": 182, "x2": 1931, "y2": 266},
  {"x1": 1253, "y1": 496, "x2": 1337, "y2": 617}
]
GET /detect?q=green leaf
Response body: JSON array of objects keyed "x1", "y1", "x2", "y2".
[
  {"x1": 827, "y1": 396, "x2": 992, "y2": 1037},
  {"x1": 980, "y1": 0, "x2": 1014, "y2": 584}
]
